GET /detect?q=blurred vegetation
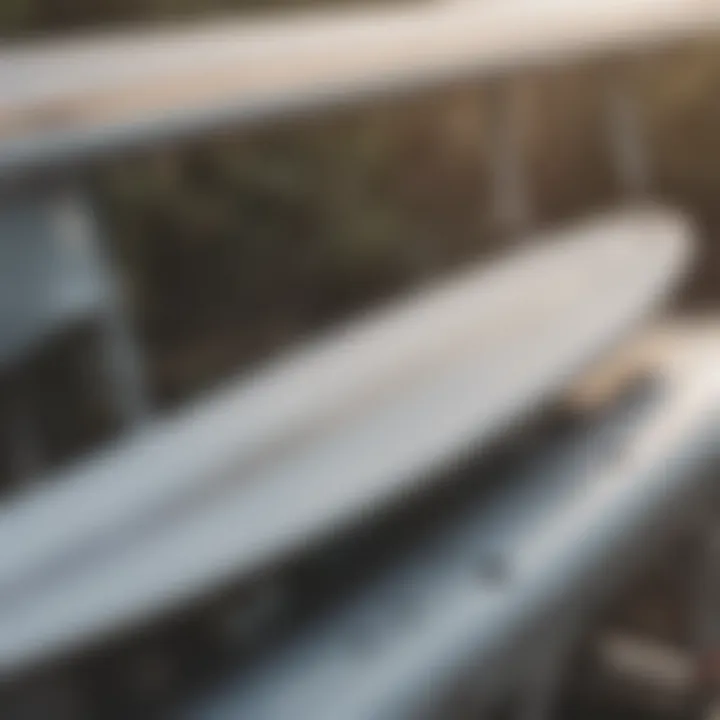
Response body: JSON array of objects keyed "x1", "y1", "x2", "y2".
[{"x1": 2, "y1": 2, "x2": 720, "y2": 467}]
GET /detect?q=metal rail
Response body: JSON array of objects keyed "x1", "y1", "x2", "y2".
[
  {"x1": 189, "y1": 322, "x2": 720, "y2": 720},
  {"x1": 1, "y1": 0, "x2": 720, "y2": 180}
]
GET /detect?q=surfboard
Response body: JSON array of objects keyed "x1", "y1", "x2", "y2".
[
  {"x1": 1, "y1": 0, "x2": 718, "y2": 177},
  {"x1": 0, "y1": 205, "x2": 691, "y2": 671}
]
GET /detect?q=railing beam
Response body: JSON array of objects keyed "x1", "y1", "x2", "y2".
[{"x1": 1, "y1": 0, "x2": 720, "y2": 180}]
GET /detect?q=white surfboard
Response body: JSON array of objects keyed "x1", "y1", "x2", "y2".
[
  {"x1": 0, "y1": 205, "x2": 691, "y2": 672},
  {"x1": 1, "y1": 0, "x2": 718, "y2": 176}
]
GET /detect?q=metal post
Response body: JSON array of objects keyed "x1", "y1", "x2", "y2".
[
  {"x1": 605, "y1": 66, "x2": 651, "y2": 199},
  {"x1": 52, "y1": 190, "x2": 151, "y2": 429},
  {"x1": 489, "y1": 79, "x2": 533, "y2": 239},
  {"x1": 0, "y1": 187, "x2": 150, "y2": 477},
  {"x1": 516, "y1": 622, "x2": 580, "y2": 720},
  {"x1": 690, "y1": 505, "x2": 720, "y2": 718}
]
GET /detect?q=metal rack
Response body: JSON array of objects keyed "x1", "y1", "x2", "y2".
[{"x1": 1, "y1": 1, "x2": 720, "y2": 717}]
